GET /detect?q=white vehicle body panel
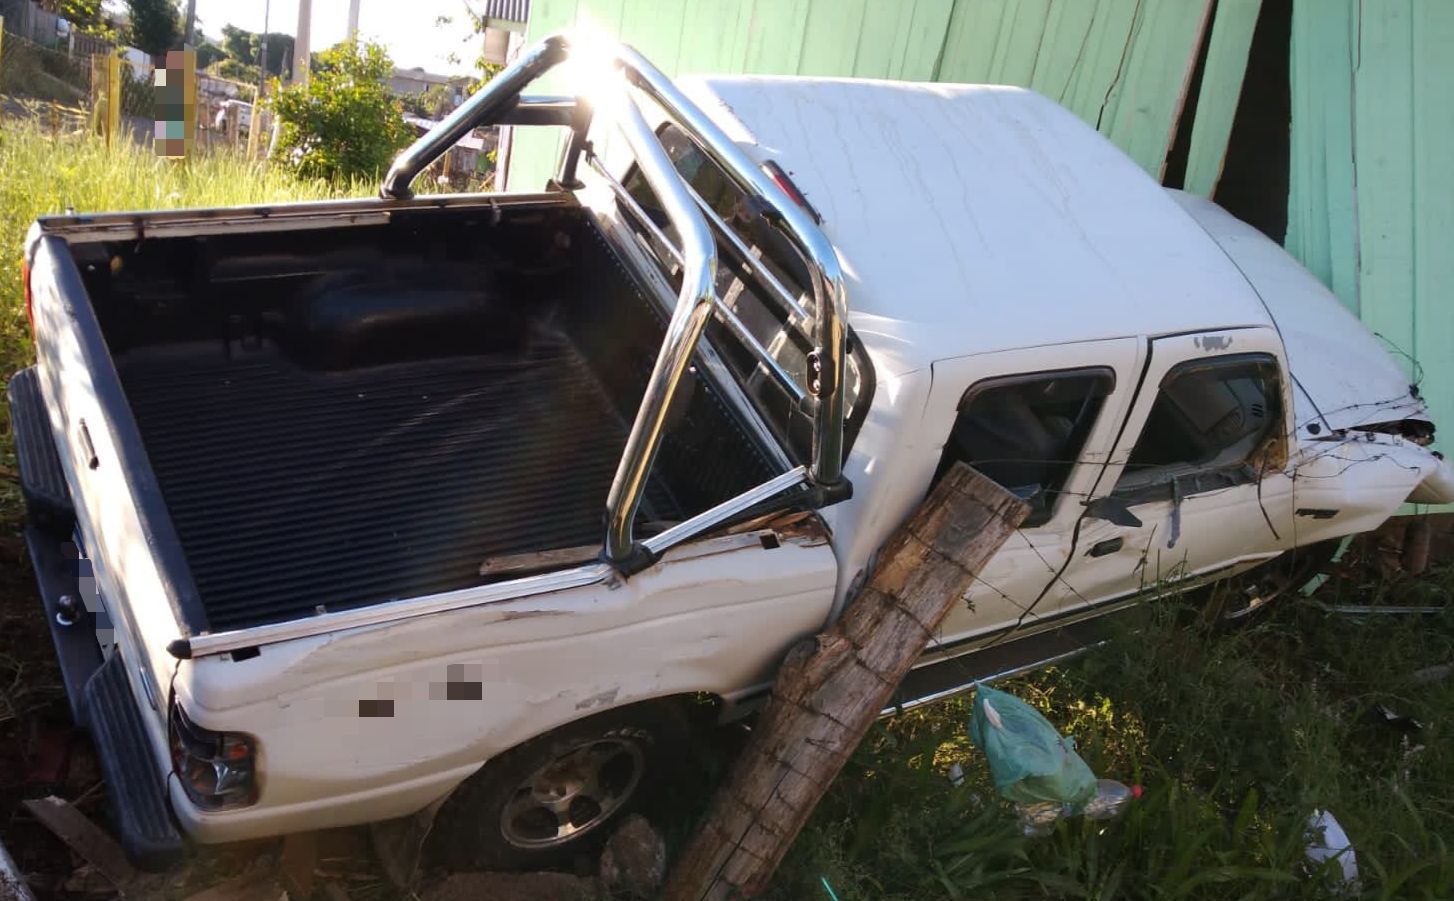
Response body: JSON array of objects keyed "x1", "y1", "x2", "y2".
[
  {"x1": 173, "y1": 529, "x2": 836, "y2": 841},
  {"x1": 675, "y1": 76, "x2": 1276, "y2": 378},
  {"x1": 1169, "y1": 190, "x2": 1429, "y2": 433}
]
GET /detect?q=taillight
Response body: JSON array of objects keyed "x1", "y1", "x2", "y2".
[
  {"x1": 21, "y1": 260, "x2": 34, "y2": 332},
  {"x1": 169, "y1": 700, "x2": 258, "y2": 811},
  {"x1": 761, "y1": 161, "x2": 823, "y2": 224}
]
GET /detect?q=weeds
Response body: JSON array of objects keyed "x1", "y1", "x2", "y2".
[
  {"x1": 0, "y1": 117, "x2": 361, "y2": 526},
  {"x1": 773, "y1": 573, "x2": 1454, "y2": 899}
]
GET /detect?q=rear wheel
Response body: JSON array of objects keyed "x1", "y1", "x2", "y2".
[{"x1": 426, "y1": 704, "x2": 686, "y2": 871}]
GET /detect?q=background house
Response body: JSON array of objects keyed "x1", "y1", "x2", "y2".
[
  {"x1": 388, "y1": 66, "x2": 471, "y2": 106},
  {"x1": 478, "y1": 0, "x2": 531, "y2": 66},
  {"x1": 509, "y1": 0, "x2": 1453, "y2": 477}
]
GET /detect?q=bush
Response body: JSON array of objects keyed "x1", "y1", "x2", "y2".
[{"x1": 268, "y1": 40, "x2": 412, "y2": 183}]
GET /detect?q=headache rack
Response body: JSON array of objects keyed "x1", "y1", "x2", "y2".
[{"x1": 382, "y1": 33, "x2": 851, "y2": 568}]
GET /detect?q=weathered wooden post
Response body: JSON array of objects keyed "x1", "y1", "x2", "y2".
[{"x1": 664, "y1": 463, "x2": 1028, "y2": 900}]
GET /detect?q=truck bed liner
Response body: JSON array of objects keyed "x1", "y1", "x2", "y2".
[{"x1": 118, "y1": 331, "x2": 682, "y2": 631}]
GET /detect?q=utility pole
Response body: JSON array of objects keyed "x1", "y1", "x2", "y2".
[
  {"x1": 292, "y1": 0, "x2": 312, "y2": 85},
  {"x1": 257, "y1": 0, "x2": 271, "y2": 99},
  {"x1": 182, "y1": 0, "x2": 196, "y2": 46},
  {"x1": 347, "y1": 0, "x2": 361, "y2": 40}
]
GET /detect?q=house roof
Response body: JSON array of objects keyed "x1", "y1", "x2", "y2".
[
  {"x1": 391, "y1": 68, "x2": 468, "y2": 88},
  {"x1": 477, "y1": 0, "x2": 530, "y2": 24},
  {"x1": 404, "y1": 115, "x2": 486, "y2": 151},
  {"x1": 677, "y1": 76, "x2": 1275, "y2": 377}
]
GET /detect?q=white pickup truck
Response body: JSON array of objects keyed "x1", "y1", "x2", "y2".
[{"x1": 12, "y1": 36, "x2": 1454, "y2": 871}]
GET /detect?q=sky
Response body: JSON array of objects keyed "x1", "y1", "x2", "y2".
[{"x1": 188, "y1": 0, "x2": 482, "y2": 76}]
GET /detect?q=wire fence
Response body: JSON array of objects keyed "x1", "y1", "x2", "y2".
[
  {"x1": 0, "y1": 28, "x2": 91, "y2": 110},
  {"x1": 1, "y1": 28, "x2": 268, "y2": 158}
]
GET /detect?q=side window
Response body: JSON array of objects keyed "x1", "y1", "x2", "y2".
[
  {"x1": 1114, "y1": 353, "x2": 1282, "y2": 500},
  {"x1": 936, "y1": 368, "x2": 1114, "y2": 527}
]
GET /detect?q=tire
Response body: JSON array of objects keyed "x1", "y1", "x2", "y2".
[{"x1": 425, "y1": 702, "x2": 688, "y2": 871}]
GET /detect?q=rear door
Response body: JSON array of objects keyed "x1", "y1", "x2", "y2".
[
  {"x1": 1059, "y1": 327, "x2": 1296, "y2": 610},
  {"x1": 926, "y1": 338, "x2": 1144, "y2": 650}
]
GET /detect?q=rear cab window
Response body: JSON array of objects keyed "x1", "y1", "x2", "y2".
[
  {"x1": 618, "y1": 125, "x2": 874, "y2": 463},
  {"x1": 935, "y1": 368, "x2": 1115, "y2": 527}
]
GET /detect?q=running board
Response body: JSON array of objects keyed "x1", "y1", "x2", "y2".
[{"x1": 883, "y1": 621, "x2": 1108, "y2": 716}]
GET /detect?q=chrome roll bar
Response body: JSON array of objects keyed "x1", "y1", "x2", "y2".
[{"x1": 381, "y1": 34, "x2": 848, "y2": 567}]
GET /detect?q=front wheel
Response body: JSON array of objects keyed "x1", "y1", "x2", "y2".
[{"x1": 425, "y1": 703, "x2": 687, "y2": 871}]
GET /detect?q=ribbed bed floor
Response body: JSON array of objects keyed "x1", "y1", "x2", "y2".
[{"x1": 118, "y1": 333, "x2": 681, "y2": 631}]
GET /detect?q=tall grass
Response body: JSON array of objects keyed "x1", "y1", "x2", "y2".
[
  {"x1": 0, "y1": 120, "x2": 360, "y2": 519},
  {"x1": 770, "y1": 579, "x2": 1454, "y2": 900}
]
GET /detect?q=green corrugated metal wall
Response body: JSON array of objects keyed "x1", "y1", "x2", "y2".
[
  {"x1": 510, "y1": 0, "x2": 1263, "y2": 193},
  {"x1": 1287, "y1": 0, "x2": 1454, "y2": 450},
  {"x1": 509, "y1": 0, "x2": 1450, "y2": 455}
]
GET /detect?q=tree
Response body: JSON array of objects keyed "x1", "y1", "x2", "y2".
[
  {"x1": 125, "y1": 0, "x2": 180, "y2": 59},
  {"x1": 194, "y1": 41, "x2": 226, "y2": 70},
  {"x1": 437, "y1": 4, "x2": 505, "y2": 91},
  {"x1": 40, "y1": 0, "x2": 110, "y2": 35},
  {"x1": 269, "y1": 40, "x2": 413, "y2": 182},
  {"x1": 399, "y1": 83, "x2": 457, "y2": 120},
  {"x1": 220, "y1": 24, "x2": 294, "y2": 78}
]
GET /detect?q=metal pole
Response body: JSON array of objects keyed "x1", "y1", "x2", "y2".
[
  {"x1": 347, "y1": 0, "x2": 361, "y2": 40},
  {"x1": 182, "y1": 0, "x2": 196, "y2": 45},
  {"x1": 292, "y1": 0, "x2": 311, "y2": 85},
  {"x1": 257, "y1": 0, "x2": 270, "y2": 100}
]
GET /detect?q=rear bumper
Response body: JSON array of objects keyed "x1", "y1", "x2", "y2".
[{"x1": 11, "y1": 368, "x2": 185, "y2": 870}]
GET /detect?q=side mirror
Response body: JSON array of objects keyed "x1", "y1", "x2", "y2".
[{"x1": 1083, "y1": 496, "x2": 1143, "y2": 528}]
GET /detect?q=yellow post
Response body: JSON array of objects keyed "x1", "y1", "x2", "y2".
[
  {"x1": 245, "y1": 85, "x2": 262, "y2": 161},
  {"x1": 105, "y1": 55, "x2": 121, "y2": 146},
  {"x1": 89, "y1": 54, "x2": 106, "y2": 138},
  {"x1": 183, "y1": 51, "x2": 197, "y2": 156}
]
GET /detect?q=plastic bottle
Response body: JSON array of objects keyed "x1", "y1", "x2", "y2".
[
  {"x1": 1080, "y1": 779, "x2": 1142, "y2": 820},
  {"x1": 1014, "y1": 780, "x2": 1141, "y2": 836}
]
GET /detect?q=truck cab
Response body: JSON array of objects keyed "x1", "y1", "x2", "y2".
[{"x1": 11, "y1": 35, "x2": 1452, "y2": 871}]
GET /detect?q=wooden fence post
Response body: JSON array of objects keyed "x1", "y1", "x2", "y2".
[
  {"x1": 663, "y1": 463, "x2": 1029, "y2": 900},
  {"x1": 106, "y1": 55, "x2": 120, "y2": 146}
]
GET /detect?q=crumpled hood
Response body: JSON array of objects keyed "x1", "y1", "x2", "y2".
[{"x1": 1168, "y1": 191, "x2": 1428, "y2": 437}]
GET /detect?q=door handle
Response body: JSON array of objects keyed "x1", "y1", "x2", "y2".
[{"x1": 1087, "y1": 537, "x2": 1123, "y2": 558}]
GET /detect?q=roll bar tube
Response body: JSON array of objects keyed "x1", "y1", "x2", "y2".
[
  {"x1": 612, "y1": 46, "x2": 848, "y2": 491},
  {"x1": 380, "y1": 34, "x2": 848, "y2": 566}
]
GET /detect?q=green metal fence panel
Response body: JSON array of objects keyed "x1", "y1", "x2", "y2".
[
  {"x1": 1354, "y1": 0, "x2": 1416, "y2": 373},
  {"x1": 1288, "y1": 0, "x2": 1454, "y2": 455},
  {"x1": 1183, "y1": 0, "x2": 1261, "y2": 197},
  {"x1": 1411, "y1": 1, "x2": 1454, "y2": 446},
  {"x1": 512, "y1": 0, "x2": 1228, "y2": 189},
  {"x1": 1286, "y1": 0, "x2": 1359, "y2": 312},
  {"x1": 935, "y1": 0, "x2": 1212, "y2": 176}
]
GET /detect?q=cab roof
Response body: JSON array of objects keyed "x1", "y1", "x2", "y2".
[{"x1": 677, "y1": 75, "x2": 1275, "y2": 377}]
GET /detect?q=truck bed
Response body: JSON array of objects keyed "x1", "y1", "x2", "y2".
[
  {"x1": 45, "y1": 201, "x2": 777, "y2": 634},
  {"x1": 118, "y1": 331, "x2": 679, "y2": 631}
]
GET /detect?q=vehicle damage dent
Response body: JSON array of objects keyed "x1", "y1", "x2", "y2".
[{"x1": 575, "y1": 687, "x2": 621, "y2": 711}]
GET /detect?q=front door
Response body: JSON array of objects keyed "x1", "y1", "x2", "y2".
[{"x1": 1060, "y1": 327, "x2": 1296, "y2": 610}]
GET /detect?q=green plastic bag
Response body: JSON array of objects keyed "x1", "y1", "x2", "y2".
[{"x1": 968, "y1": 684, "x2": 1097, "y2": 808}]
